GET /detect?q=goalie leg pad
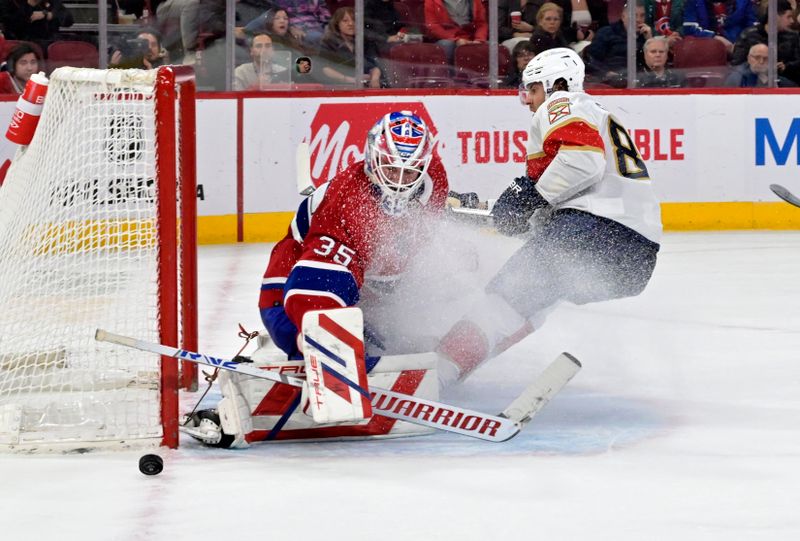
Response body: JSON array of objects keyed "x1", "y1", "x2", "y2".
[
  {"x1": 215, "y1": 369, "x2": 265, "y2": 448},
  {"x1": 302, "y1": 308, "x2": 372, "y2": 425}
]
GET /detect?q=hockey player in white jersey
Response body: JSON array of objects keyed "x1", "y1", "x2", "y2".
[{"x1": 437, "y1": 47, "x2": 662, "y2": 386}]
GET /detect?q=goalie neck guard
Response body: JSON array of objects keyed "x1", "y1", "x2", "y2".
[
  {"x1": 521, "y1": 47, "x2": 585, "y2": 95},
  {"x1": 364, "y1": 111, "x2": 434, "y2": 216}
]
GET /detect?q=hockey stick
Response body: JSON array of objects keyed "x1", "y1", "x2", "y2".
[
  {"x1": 296, "y1": 142, "x2": 315, "y2": 196},
  {"x1": 95, "y1": 329, "x2": 579, "y2": 443},
  {"x1": 770, "y1": 184, "x2": 800, "y2": 208}
]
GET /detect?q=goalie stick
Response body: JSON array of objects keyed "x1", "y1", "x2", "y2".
[
  {"x1": 95, "y1": 329, "x2": 580, "y2": 443},
  {"x1": 770, "y1": 184, "x2": 800, "y2": 209}
]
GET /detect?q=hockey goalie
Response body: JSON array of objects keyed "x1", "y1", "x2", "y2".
[{"x1": 184, "y1": 111, "x2": 452, "y2": 447}]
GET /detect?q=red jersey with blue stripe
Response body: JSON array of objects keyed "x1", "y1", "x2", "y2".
[{"x1": 259, "y1": 158, "x2": 449, "y2": 333}]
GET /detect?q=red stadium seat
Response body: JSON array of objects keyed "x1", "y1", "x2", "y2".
[
  {"x1": 385, "y1": 42, "x2": 452, "y2": 88},
  {"x1": 672, "y1": 37, "x2": 728, "y2": 69},
  {"x1": 327, "y1": 0, "x2": 355, "y2": 13},
  {"x1": 394, "y1": 0, "x2": 426, "y2": 33},
  {"x1": 46, "y1": 40, "x2": 99, "y2": 73},
  {"x1": 453, "y1": 43, "x2": 511, "y2": 87},
  {"x1": 0, "y1": 40, "x2": 45, "y2": 63},
  {"x1": 0, "y1": 71, "x2": 17, "y2": 94},
  {"x1": 683, "y1": 68, "x2": 731, "y2": 88}
]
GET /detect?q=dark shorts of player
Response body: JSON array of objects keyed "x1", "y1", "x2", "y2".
[{"x1": 486, "y1": 208, "x2": 660, "y2": 318}]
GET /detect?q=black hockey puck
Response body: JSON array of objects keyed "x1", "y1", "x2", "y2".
[{"x1": 138, "y1": 454, "x2": 163, "y2": 476}]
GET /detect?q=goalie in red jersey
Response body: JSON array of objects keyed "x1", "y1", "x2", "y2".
[{"x1": 259, "y1": 111, "x2": 450, "y2": 359}]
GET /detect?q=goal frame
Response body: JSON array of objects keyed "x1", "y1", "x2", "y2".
[{"x1": 156, "y1": 65, "x2": 198, "y2": 448}]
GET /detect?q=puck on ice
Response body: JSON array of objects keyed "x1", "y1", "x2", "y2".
[{"x1": 139, "y1": 454, "x2": 163, "y2": 476}]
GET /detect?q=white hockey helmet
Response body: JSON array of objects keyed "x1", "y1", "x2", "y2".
[
  {"x1": 364, "y1": 111, "x2": 434, "y2": 216},
  {"x1": 522, "y1": 47, "x2": 585, "y2": 95}
]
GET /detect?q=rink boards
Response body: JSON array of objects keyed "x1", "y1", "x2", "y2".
[{"x1": 1, "y1": 89, "x2": 798, "y2": 243}]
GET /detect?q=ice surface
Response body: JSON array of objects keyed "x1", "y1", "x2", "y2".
[{"x1": 2, "y1": 231, "x2": 799, "y2": 540}]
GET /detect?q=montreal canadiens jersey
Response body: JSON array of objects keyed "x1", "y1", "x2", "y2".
[
  {"x1": 526, "y1": 91, "x2": 662, "y2": 243},
  {"x1": 259, "y1": 158, "x2": 449, "y2": 329}
]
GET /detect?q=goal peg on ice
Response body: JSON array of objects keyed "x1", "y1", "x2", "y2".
[{"x1": 6, "y1": 72, "x2": 48, "y2": 146}]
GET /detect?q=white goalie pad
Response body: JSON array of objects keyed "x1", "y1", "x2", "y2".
[
  {"x1": 301, "y1": 308, "x2": 373, "y2": 425},
  {"x1": 212, "y1": 329, "x2": 438, "y2": 444}
]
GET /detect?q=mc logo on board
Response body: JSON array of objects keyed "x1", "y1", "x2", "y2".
[
  {"x1": 755, "y1": 118, "x2": 800, "y2": 166},
  {"x1": 306, "y1": 103, "x2": 439, "y2": 189}
]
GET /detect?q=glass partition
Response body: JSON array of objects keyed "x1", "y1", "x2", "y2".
[{"x1": 0, "y1": 0, "x2": 794, "y2": 93}]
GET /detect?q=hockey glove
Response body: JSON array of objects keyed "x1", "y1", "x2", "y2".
[
  {"x1": 492, "y1": 176, "x2": 548, "y2": 236},
  {"x1": 448, "y1": 190, "x2": 481, "y2": 209}
]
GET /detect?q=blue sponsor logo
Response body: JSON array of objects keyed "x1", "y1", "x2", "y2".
[
  {"x1": 755, "y1": 118, "x2": 800, "y2": 166},
  {"x1": 177, "y1": 349, "x2": 238, "y2": 369}
]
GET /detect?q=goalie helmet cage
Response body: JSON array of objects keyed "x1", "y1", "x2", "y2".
[{"x1": 0, "y1": 66, "x2": 197, "y2": 452}]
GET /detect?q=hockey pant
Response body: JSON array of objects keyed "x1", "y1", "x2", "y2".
[{"x1": 438, "y1": 209, "x2": 659, "y2": 384}]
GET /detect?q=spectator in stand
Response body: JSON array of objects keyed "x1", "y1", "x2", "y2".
[
  {"x1": 731, "y1": 0, "x2": 800, "y2": 84},
  {"x1": 245, "y1": 6, "x2": 312, "y2": 68},
  {"x1": 643, "y1": 0, "x2": 684, "y2": 45},
  {"x1": 365, "y1": 0, "x2": 407, "y2": 56},
  {"x1": 725, "y1": 42, "x2": 796, "y2": 86},
  {"x1": 681, "y1": 0, "x2": 757, "y2": 53},
  {"x1": 269, "y1": 0, "x2": 331, "y2": 49},
  {"x1": 0, "y1": 0, "x2": 73, "y2": 47},
  {"x1": 110, "y1": 28, "x2": 167, "y2": 69},
  {"x1": 156, "y1": 0, "x2": 200, "y2": 65},
  {"x1": 1, "y1": 42, "x2": 40, "y2": 93},
  {"x1": 529, "y1": 2, "x2": 571, "y2": 53},
  {"x1": 586, "y1": 0, "x2": 651, "y2": 84},
  {"x1": 500, "y1": 0, "x2": 605, "y2": 52},
  {"x1": 637, "y1": 35, "x2": 686, "y2": 86},
  {"x1": 502, "y1": 38, "x2": 536, "y2": 87},
  {"x1": 500, "y1": 0, "x2": 540, "y2": 53},
  {"x1": 317, "y1": 6, "x2": 382, "y2": 88},
  {"x1": 424, "y1": 0, "x2": 488, "y2": 62},
  {"x1": 234, "y1": 32, "x2": 290, "y2": 90}
]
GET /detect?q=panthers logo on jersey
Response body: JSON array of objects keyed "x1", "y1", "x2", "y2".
[{"x1": 547, "y1": 98, "x2": 572, "y2": 124}]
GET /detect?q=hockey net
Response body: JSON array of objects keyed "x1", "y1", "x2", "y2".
[{"x1": 0, "y1": 67, "x2": 197, "y2": 451}]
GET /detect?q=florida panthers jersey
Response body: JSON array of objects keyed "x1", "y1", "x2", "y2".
[
  {"x1": 526, "y1": 91, "x2": 662, "y2": 243},
  {"x1": 259, "y1": 158, "x2": 449, "y2": 332}
]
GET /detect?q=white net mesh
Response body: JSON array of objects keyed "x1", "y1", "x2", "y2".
[{"x1": 0, "y1": 68, "x2": 174, "y2": 450}]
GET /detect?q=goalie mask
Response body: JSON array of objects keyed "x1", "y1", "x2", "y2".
[
  {"x1": 365, "y1": 111, "x2": 434, "y2": 216},
  {"x1": 521, "y1": 47, "x2": 585, "y2": 95}
]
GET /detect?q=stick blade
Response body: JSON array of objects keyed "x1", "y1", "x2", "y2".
[
  {"x1": 770, "y1": 184, "x2": 800, "y2": 208},
  {"x1": 501, "y1": 352, "x2": 581, "y2": 425}
]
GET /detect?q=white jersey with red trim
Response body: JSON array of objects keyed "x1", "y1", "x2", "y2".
[{"x1": 526, "y1": 91, "x2": 662, "y2": 243}]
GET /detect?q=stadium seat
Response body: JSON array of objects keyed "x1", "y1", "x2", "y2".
[
  {"x1": 453, "y1": 43, "x2": 511, "y2": 87},
  {"x1": 327, "y1": 0, "x2": 355, "y2": 12},
  {"x1": 394, "y1": 0, "x2": 426, "y2": 33},
  {"x1": 683, "y1": 68, "x2": 731, "y2": 88},
  {"x1": 0, "y1": 71, "x2": 17, "y2": 94},
  {"x1": 46, "y1": 40, "x2": 99, "y2": 73},
  {"x1": 672, "y1": 37, "x2": 728, "y2": 69},
  {"x1": 0, "y1": 40, "x2": 45, "y2": 63},
  {"x1": 385, "y1": 43, "x2": 452, "y2": 88}
]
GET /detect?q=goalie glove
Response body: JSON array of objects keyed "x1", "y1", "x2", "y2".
[
  {"x1": 447, "y1": 190, "x2": 481, "y2": 209},
  {"x1": 492, "y1": 176, "x2": 548, "y2": 236}
]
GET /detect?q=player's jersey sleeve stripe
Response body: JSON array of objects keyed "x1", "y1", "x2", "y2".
[
  {"x1": 560, "y1": 144, "x2": 605, "y2": 153},
  {"x1": 284, "y1": 261, "x2": 359, "y2": 307},
  {"x1": 284, "y1": 288, "x2": 348, "y2": 307},
  {"x1": 528, "y1": 118, "x2": 604, "y2": 180},
  {"x1": 261, "y1": 277, "x2": 286, "y2": 291},
  {"x1": 543, "y1": 118, "x2": 604, "y2": 152}
]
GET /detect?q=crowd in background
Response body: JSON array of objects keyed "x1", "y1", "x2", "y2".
[{"x1": 0, "y1": 0, "x2": 798, "y2": 92}]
